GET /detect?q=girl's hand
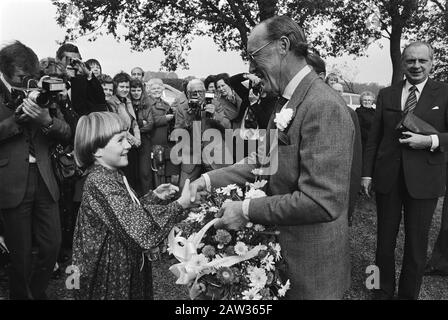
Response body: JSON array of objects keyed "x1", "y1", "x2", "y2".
[
  {"x1": 176, "y1": 179, "x2": 202, "y2": 209},
  {"x1": 154, "y1": 183, "x2": 179, "y2": 200}
]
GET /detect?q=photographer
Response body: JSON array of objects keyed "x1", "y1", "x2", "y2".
[
  {"x1": 175, "y1": 79, "x2": 231, "y2": 189},
  {"x1": 0, "y1": 41, "x2": 71, "y2": 299},
  {"x1": 55, "y1": 43, "x2": 107, "y2": 116},
  {"x1": 147, "y1": 78, "x2": 179, "y2": 188}
]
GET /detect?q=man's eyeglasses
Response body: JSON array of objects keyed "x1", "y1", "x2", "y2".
[{"x1": 248, "y1": 39, "x2": 276, "y2": 62}]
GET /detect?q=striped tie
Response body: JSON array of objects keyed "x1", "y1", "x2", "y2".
[{"x1": 403, "y1": 85, "x2": 417, "y2": 114}]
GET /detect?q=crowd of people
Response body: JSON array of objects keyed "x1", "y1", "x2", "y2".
[{"x1": 0, "y1": 14, "x2": 447, "y2": 300}]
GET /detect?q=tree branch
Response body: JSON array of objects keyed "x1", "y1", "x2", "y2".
[{"x1": 430, "y1": 0, "x2": 446, "y2": 12}]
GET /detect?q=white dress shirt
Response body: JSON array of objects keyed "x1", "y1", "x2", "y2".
[{"x1": 363, "y1": 77, "x2": 438, "y2": 180}]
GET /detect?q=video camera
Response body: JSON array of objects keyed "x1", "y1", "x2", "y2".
[{"x1": 9, "y1": 77, "x2": 66, "y2": 116}]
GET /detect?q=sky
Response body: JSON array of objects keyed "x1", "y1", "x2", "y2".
[{"x1": 0, "y1": 0, "x2": 393, "y2": 85}]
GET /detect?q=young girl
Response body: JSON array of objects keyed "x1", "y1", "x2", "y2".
[{"x1": 72, "y1": 112, "x2": 196, "y2": 300}]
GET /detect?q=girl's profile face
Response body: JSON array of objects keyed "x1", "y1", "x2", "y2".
[
  {"x1": 95, "y1": 131, "x2": 131, "y2": 169},
  {"x1": 131, "y1": 87, "x2": 143, "y2": 100},
  {"x1": 116, "y1": 82, "x2": 130, "y2": 98}
]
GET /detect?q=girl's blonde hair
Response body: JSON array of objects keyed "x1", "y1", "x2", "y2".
[{"x1": 74, "y1": 112, "x2": 128, "y2": 168}]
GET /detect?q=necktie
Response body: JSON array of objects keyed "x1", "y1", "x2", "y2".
[
  {"x1": 276, "y1": 96, "x2": 289, "y2": 112},
  {"x1": 26, "y1": 126, "x2": 36, "y2": 158},
  {"x1": 403, "y1": 86, "x2": 417, "y2": 114}
]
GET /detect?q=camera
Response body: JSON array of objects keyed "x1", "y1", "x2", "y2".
[
  {"x1": 29, "y1": 78, "x2": 66, "y2": 107},
  {"x1": 10, "y1": 77, "x2": 66, "y2": 119},
  {"x1": 205, "y1": 91, "x2": 214, "y2": 104},
  {"x1": 250, "y1": 80, "x2": 262, "y2": 96},
  {"x1": 187, "y1": 91, "x2": 203, "y2": 119}
]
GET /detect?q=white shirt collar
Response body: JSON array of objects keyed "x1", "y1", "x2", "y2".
[
  {"x1": 0, "y1": 72, "x2": 12, "y2": 93},
  {"x1": 404, "y1": 77, "x2": 428, "y2": 93},
  {"x1": 282, "y1": 65, "x2": 312, "y2": 100}
]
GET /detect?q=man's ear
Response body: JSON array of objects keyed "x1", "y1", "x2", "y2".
[{"x1": 279, "y1": 36, "x2": 291, "y2": 55}]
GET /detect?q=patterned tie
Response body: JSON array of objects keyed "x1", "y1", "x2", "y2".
[
  {"x1": 276, "y1": 96, "x2": 289, "y2": 112},
  {"x1": 403, "y1": 85, "x2": 417, "y2": 114}
]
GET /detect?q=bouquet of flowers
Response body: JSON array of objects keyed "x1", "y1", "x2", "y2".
[{"x1": 168, "y1": 178, "x2": 290, "y2": 300}]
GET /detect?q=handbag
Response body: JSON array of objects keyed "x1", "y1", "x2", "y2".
[
  {"x1": 51, "y1": 144, "x2": 81, "y2": 184},
  {"x1": 396, "y1": 112, "x2": 439, "y2": 135}
]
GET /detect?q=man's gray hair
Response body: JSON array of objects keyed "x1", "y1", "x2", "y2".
[
  {"x1": 401, "y1": 41, "x2": 434, "y2": 61},
  {"x1": 186, "y1": 78, "x2": 205, "y2": 92},
  {"x1": 263, "y1": 15, "x2": 308, "y2": 58}
]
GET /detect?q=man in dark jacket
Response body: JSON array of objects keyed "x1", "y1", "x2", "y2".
[
  {"x1": 55, "y1": 43, "x2": 107, "y2": 116},
  {"x1": 362, "y1": 41, "x2": 448, "y2": 299},
  {"x1": 0, "y1": 41, "x2": 71, "y2": 299}
]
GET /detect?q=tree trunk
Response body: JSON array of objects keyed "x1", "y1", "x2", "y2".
[
  {"x1": 257, "y1": 0, "x2": 278, "y2": 21},
  {"x1": 390, "y1": 21, "x2": 404, "y2": 85}
]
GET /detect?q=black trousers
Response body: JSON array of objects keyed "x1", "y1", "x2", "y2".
[
  {"x1": 426, "y1": 167, "x2": 448, "y2": 273},
  {"x1": 0, "y1": 164, "x2": 61, "y2": 299},
  {"x1": 375, "y1": 166, "x2": 437, "y2": 299},
  {"x1": 139, "y1": 135, "x2": 154, "y2": 195}
]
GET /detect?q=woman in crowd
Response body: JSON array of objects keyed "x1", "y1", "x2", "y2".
[
  {"x1": 98, "y1": 74, "x2": 114, "y2": 100},
  {"x1": 72, "y1": 112, "x2": 196, "y2": 300},
  {"x1": 214, "y1": 73, "x2": 241, "y2": 128},
  {"x1": 85, "y1": 58, "x2": 102, "y2": 78},
  {"x1": 355, "y1": 91, "x2": 376, "y2": 154},
  {"x1": 107, "y1": 72, "x2": 141, "y2": 194},
  {"x1": 325, "y1": 72, "x2": 339, "y2": 87},
  {"x1": 204, "y1": 74, "x2": 216, "y2": 94},
  {"x1": 147, "y1": 78, "x2": 179, "y2": 186},
  {"x1": 130, "y1": 78, "x2": 155, "y2": 194}
]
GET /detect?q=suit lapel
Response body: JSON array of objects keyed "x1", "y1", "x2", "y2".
[
  {"x1": 266, "y1": 71, "x2": 319, "y2": 130},
  {"x1": 389, "y1": 80, "x2": 405, "y2": 111},
  {"x1": 413, "y1": 79, "x2": 439, "y2": 118}
]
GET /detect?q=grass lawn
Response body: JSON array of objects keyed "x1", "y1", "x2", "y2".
[{"x1": 1, "y1": 195, "x2": 447, "y2": 300}]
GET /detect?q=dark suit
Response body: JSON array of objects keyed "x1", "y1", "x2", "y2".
[
  {"x1": 0, "y1": 82, "x2": 71, "y2": 299},
  {"x1": 347, "y1": 108, "x2": 362, "y2": 225},
  {"x1": 356, "y1": 105, "x2": 375, "y2": 154},
  {"x1": 363, "y1": 78, "x2": 448, "y2": 299},
  {"x1": 208, "y1": 71, "x2": 355, "y2": 299},
  {"x1": 70, "y1": 75, "x2": 107, "y2": 116},
  {"x1": 426, "y1": 163, "x2": 448, "y2": 274}
]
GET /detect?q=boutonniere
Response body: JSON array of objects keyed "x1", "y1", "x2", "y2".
[{"x1": 274, "y1": 108, "x2": 293, "y2": 131}]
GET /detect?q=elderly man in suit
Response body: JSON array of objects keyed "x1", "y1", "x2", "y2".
[
  {"x1": 0, "y1": 41, "x2": 71, "y2": 299},
  {"x1": 362, "y1": 41, "x2": 448, "y2": 300},
  {"x1": 190, "y1": 15, "x2": 355, "y2": 299}
]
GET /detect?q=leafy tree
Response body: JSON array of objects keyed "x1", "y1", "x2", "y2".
[
  {"x1": 53, "y1": 0, "x2": 448, "y2": 84},
  {"x1": 408, "y1": 0, "x2": 448, "y2": 82},
  {"x1": 52, "y1": 0, "x2": 338, "y2": 71},
  {"x1": 308, "y1": 0, "x2": 448, "y2": 84}
]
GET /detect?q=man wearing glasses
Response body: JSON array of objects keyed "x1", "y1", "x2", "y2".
[
  {"x1": 174, "y1": 79, "x2": 231, "y2": 189},
  {"x1": 191, "y1": 15, "x2": 356, "y2": 299}
]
